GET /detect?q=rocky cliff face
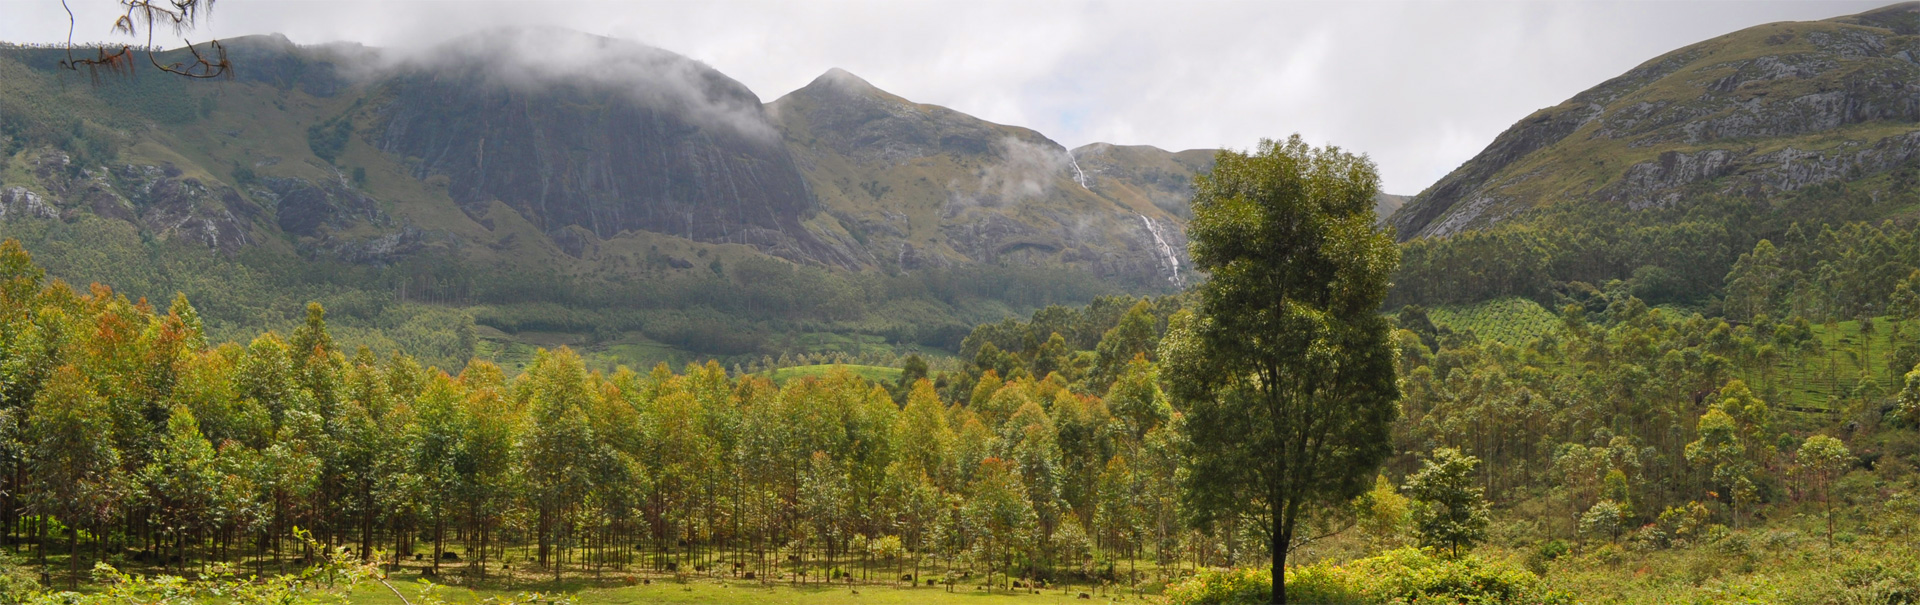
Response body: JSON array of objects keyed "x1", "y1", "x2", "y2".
[
  {"x1": 1391, "y1": 2, "x2": 1920, "y2": 240},
  {"x1": 1, "y1": 149, "x2": 264, "y2": 253},
  {"x1": 771, "y1": 70, "x2": 1199, "y2": 289},
  {"x1": 366, "y1": 30, "x2": 854, "y2": 267}
]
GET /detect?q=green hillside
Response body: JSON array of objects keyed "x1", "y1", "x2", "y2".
[
  {"x1": 0, "y1": 36, "x2": 1204, "y2": 365},
  {"x1": 1388, "y1": 5, "x2": 1920, "y2": 313},
  {"x1": 1392, "y1": 6, "x2": 1920, "y2": 241}
]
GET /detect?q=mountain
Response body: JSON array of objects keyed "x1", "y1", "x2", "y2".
[
  {"x1": 1390, "y1": 2, "x2": 1920, "y2": 240},
  {"x1": 367, "y1": 29, "x2": 849, "y2": 265},
  {"x1": 1372, "y1": 193, "x2": 1408, "y2": 221},
  {"x1": 0, "y1": 31, "x2": 1210, "y2": 364},
  {"x1": 769, "y1": 68, "x2": 1196, "y2": 289}
]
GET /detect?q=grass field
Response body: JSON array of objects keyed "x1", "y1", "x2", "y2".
[
  {"x1": 346, "y1": 579, "x2": 1129, "y2": 605},
  {"x1": 760, "y1": 364, "x2": 904, "y2": 385}
]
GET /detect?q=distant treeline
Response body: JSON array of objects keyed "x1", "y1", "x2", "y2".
[
  {"x1": 0, "y1": 206, "x2": 1125, "y2": 360},
  {"x1": 0, "y1": 239, "x2": 1225, "y2": 590},
  {"x1": 1391, "y1": 172, "x2": 1920, "y2": 314}
]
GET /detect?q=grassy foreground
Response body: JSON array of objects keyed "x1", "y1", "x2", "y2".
[{"x1": 347, "y1": 577, "x2": 1132, "y2": 605}]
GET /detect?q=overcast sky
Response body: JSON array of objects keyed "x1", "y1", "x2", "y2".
[{"x1": 0, "y1": 0, "x2": 1895, "y2": 194}]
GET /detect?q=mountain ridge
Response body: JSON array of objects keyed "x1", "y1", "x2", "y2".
[
  {"x1": 1389, "y1": 2, "x2": 1920, "y2": 240},
  {"x1": 0, "y1": 30, "x2": 1219, "y2": 362},
  {"x1": 2, "y1": 32, "x2": 1214, "y2": 282}
]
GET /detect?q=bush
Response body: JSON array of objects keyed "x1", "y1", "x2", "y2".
[
  {"x1": 1715, "y1": 531, "x2": 1754, "y2": 557},
  {"x1": 307, "y1": 119, "x2": 351, "y2": 163},
  {"x1": 1526, "y1": 539, "x2": 1570, "y2": 574},
  {"x1": 1286, "y1": 565, "x2": 1367, "y2": 605},
  {"x1": 1165, "y1": 549, "x2": 1569, "y2": 605},
  {"x1": 1653, "y1": 501, "x2": 1712, "y2": 549},
  {"x1": 0, "y1": 553, "x2": 40, "y2": 604},
  {"x1": 1164, "y1": 567, "x2": 1272, "y2": 605},
  {"x1": 1762, "y1": 529, "x2": 1801, "y2": 551},
  {"x1": 1588, "y1": 543, "x2": 1624, "y2": 566},
  {"x1": 1349, "y1": 548, "x2": 1564, "y2": 605}
]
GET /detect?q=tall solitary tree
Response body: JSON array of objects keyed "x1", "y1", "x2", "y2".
[{"x1": 1162, "y1": 136, "x2": 1400, "y2": 605}]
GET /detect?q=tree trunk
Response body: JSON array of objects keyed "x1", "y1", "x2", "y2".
[
  {"x1": 433, "y1": 515, "x2": 444, "y2": 576},
  {"x1": 1825, "y1": 486, "x2": 1835, "y2": 547},
  {"x1": 1272, "y1": 498, "x2": 1298, "y2": 605},
  {"x1": 67, "y1": 525, "x2": 78, "y2": 589}
]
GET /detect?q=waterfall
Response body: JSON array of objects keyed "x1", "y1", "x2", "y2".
[
  {"x1": 1139, "y1": 214, "x2": 1184, "y2": 287},
  {"x1": 1066, "y1": 150, "x2": 1091, "y2": 190}
]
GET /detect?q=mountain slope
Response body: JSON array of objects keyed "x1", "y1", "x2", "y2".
[
  {"x1": 366, "y1": 30, "x2": 853, "y2": 266},
  {"x1": 770, "y1": 69, "x2": 1198, "y2": 289},
  {"x1": 1391, "y1": 2, "x2": 1920, "y2": 240},
  {"x1": 0, "y1": 32, "x2": 1211, "y2": 363}
]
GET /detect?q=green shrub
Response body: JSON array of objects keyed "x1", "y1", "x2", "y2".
[
  {"x1": 1762, "y1": 529, "x2": 1800, "y2": 551},
  {"x1": 1348, "y1": 548, "x2": 1564, "y2": 605},
  {"x1": 1526, "y1": 539, "x2": 1570, "y2": 574},
  {"x1": 1164, "y1": 567, "x2": 1271, "y2": 605},
  {"x1": 1165, "y1": 549, "x2": 1568, "y2": 605},
  {"x1": 0, "y1": 553, "x2": 40, "y2": 604},
  {"x1": 307, "y1": 119, "x2": 351, "y2": 163},
  {"x1": 1286, "y1": 565, "x2": 1366, "y2": 605},
  {"x1": 1588, "y1": 543, "x2": 1625, "y2": 566}
]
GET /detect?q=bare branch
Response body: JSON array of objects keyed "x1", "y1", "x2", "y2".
[{"x1": 59, "y1": 0, "x2": 231, "y2": 80}]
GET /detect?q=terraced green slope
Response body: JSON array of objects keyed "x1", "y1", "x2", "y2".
[{"x1": 1429, "y1": 297, "x2": 1560, "y2": 345}]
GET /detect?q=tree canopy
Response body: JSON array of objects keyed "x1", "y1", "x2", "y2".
[{"x1": 1163, "y1": 136, "x2": 1400, "y2": 604}]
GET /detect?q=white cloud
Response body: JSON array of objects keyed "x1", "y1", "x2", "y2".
[{"x1": 0, "y1": 0, "x2": 1894, "y2": 193}]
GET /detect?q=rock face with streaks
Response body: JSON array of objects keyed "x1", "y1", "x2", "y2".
[
  {"x1": 770, "y1": 69, "x2": 1202, "y2": 289},
  {"x1": 368, "y1": 29, "x2": 852, "y2": 267},
  {"x1": 1391, "y1": 2, "x2": 1920, "y2": 240}
]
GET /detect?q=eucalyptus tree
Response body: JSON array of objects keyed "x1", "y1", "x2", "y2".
[
  {"x1": 141, "y1": 406, "x2": 218, "y2": 572},
  {"x1": 1093, "y1": 454, "x2": 1143, "y2": 576},
  {"x1": 1052, "y1": 389, "x2": 1111, "y2": 529},
  {"x1": 965, "y1": 457, "x2": 1035, "y2": 593},
  {"x1": 1686, "y1": 406, "x2": 1754, "y2": 527},
  {"x1": 27, "y1": 366, "x2": 125, "y2": 586},
  {"x1": 520, "y1": 349, "x2": 598, "y2": 578},
  {"x1": 1797, "y1": 435, "x2": 1854, "y2": 547},
  {"x1": 457, "y1": 360, "x2": 520, "y2": 576},
  {"x1": 894, "y1": 380, "x2": 954, "y2": 490},
  {"x1": 409, "y1": 374, "x2": 465, "y2": 574},
  {"x1": 799, "y1": 451, "x2": 850, "y2": 581},
  {"x1": 1086, "y1": 302, "x2": 1160, "y2": 393}
]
